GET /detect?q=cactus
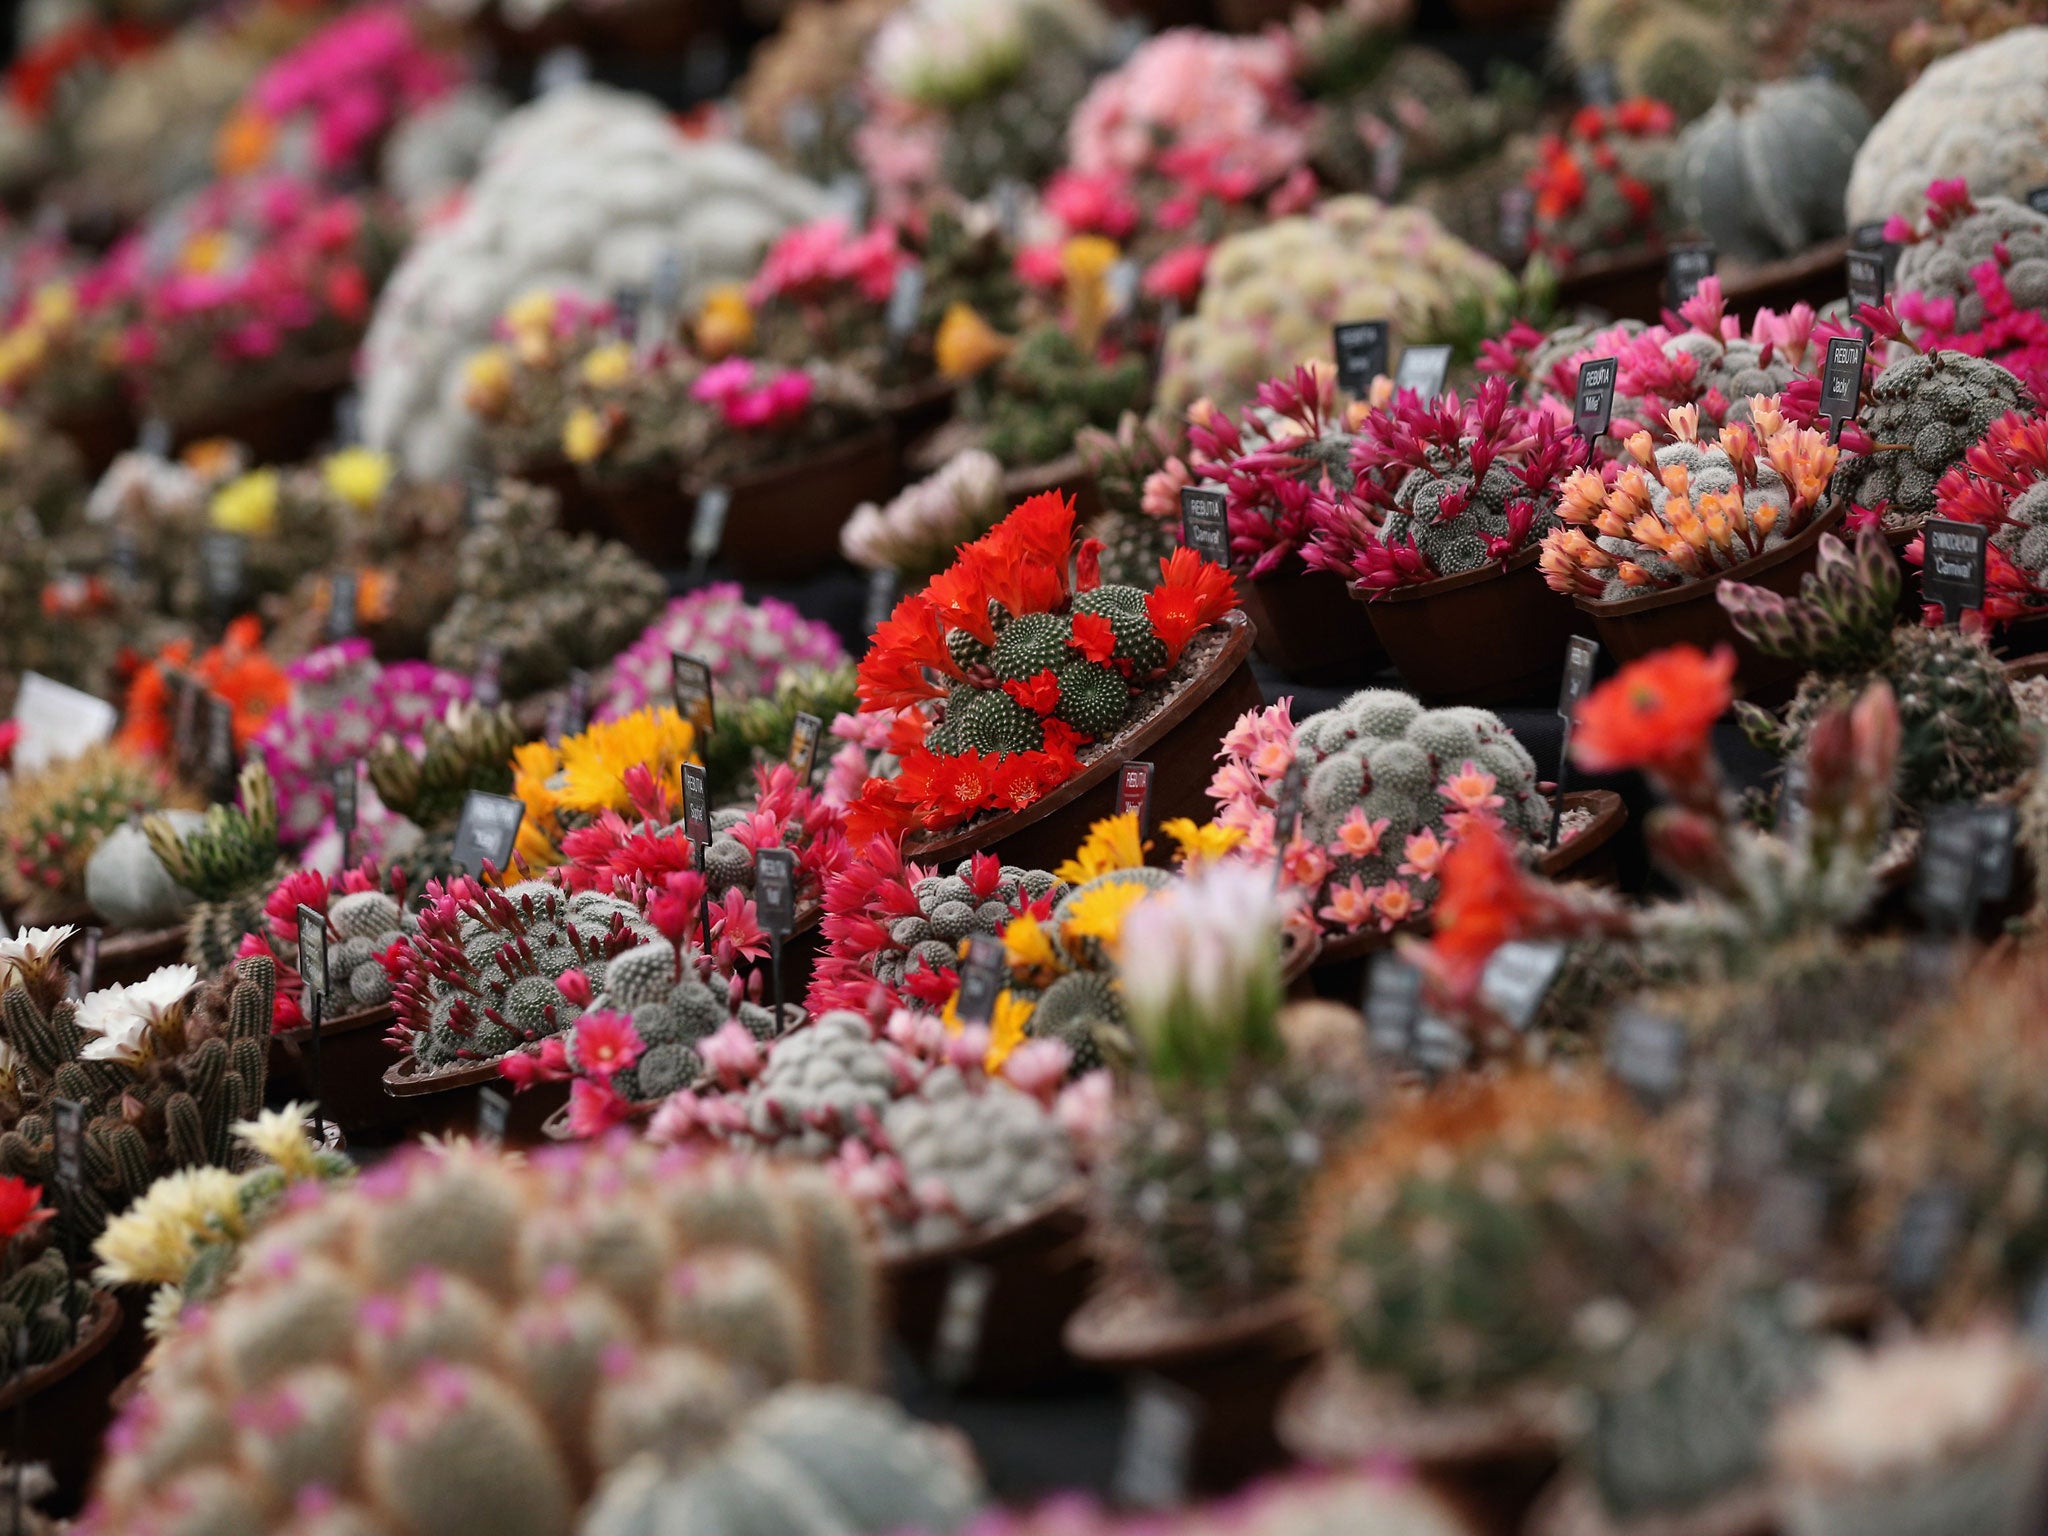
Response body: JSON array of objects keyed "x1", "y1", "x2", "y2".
[
  {"x1": 0, "y1": 1201, "x2": 94, "y2": 1378},
  {"x1": 143, "y1": 759, "x2": 288, "y2": 970},
  {"x1": 263, "y1": 869, "x2": 416, "y2": 1023},
  {"x1": 565, "y1": 942, "x2": 783, "y2": 1105},
  {"x1": 599, "y1": 584, "x2": 847, "y2": 737},
  {"x1": 0, "y1": 955, "x2": 272, "y2": 1259},
  {"x1": 1723, "y1": 524, "x2": 2027, "y2": 806},
  {"x1": 1824, "y1": 349, "x2": 2033, "y2": 534},
  {"x1": 1305, "y1": 1071, "x2": 1689, "y2": 1405},
  {"x1": 389, "y1": 878, "x2": 658, "y2": 1072},
  {"x1": 1672, "y1": 81, "x2": 1869, "y2": 265},
  {"x1": 978, "y1": 322, "x2": 1151, "y2": 472},
  {"x1": 0, "y1": 745, "x2": 197, "y2": 925},
  {"x1": 83, "y1": 1141, "x2": 898, "y2": 1536},
  {"x1": 1577, "y1": 1289, "x2": 1817, "y2": 1524},
  {"x1": 1091, "y1": 865, "x2": 1368, "y2": 1312},
  {"x1": 427, "y1": 480, "x2": 666, "y2": 701},
  {"x1": 844, "y1": 451, "x2": 1011, "y2": 585},
  {"x1": 367, "y1": 699, "x2": 521, "y2": 841},
  {"x1": 1889, "y1": 187, "x2": 2048, "y2": 404},
  {"x1": 883, "y1": 1065, "x2": 1077, "y2": 1248},
  {"x1": 1075, "y1": 412, "x2": 1187, "y2": 590},
  {"x1": 1557, "y1": 0, "x2": 1751, "y2": 121},
  {"x1": 1526, "y1": 97, "x2": 1680, "y2": 266},
  {"x1": 699, "y1": 666, "x2": 861, "y2": 801}
]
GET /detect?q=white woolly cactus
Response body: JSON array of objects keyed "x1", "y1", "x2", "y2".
[
  {"x1": 882, "y1": 1065, "x2": 1076, "y2": 1247},
  {"x1": 1846, "y1": 28, "x2": 2048, "y2": 227},
  {"x1": 1156, "y1": 196, "x2": 1514, "y2": 417},
  {"x1": 83, "y1": 1140, "x2": 923, "y2": 1536},
  {"x1": 1895, "y1": 194, "x2": 2048, "y2": 334}
]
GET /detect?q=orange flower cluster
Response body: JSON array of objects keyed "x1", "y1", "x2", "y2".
[
  {"x1": 118, "y1": 616, "x2": 289, "y2": 760},
  {"x1": 1539, "y1": 399, "x2": 1838, "y2": 599},
  {"x1": 1572, "y1": 643, "x2": 1735, "y2": 778}
]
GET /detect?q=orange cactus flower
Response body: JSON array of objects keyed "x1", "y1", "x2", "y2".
[
  {"x1": 1145, "y1": 547, "x2": 1237, "y2": 666},
  {"x1": 1425, "y1": 819, "x2": 1539, "y2": 995},
  {"x1": 1572, "y1": 643, "x2": 1735, "y2": 777},
  {"x1": 856, "y1": 593, "x2": 958, "y2": 711}
]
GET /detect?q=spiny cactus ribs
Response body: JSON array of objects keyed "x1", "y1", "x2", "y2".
[
  {"x1": 392, "y1": 879, "x2": 656, "y2": 1070},
  {"x1": 368, "y1": 700, "x2": 521, "y2": 837},
  {"x1": 0, "y1": 956, "x2": 273, "y2": 1259}
]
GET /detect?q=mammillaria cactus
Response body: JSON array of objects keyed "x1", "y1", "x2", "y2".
[
  {"x1": 80, "y1": 1140, "x2": 937, "y2": 1536},
  {"x1": 360, "y1": 84, "x2": 829, "y2": 478},
  {"x1": 144, "y1": 760, "x2": 287, "y2": 972},
  {"x1": 1773, "y1": 1327, "x2": 2048, "y2": 1536},
  {"x1": 0, "y1": 949, "x2": 271, "y2": 1258},
  {"x1": 256, "y1": 864, "x2": 416, "y2": 1026},
  {"x1": 1847, "y1": 28, "x2": 2048, "y2": 226},
  {"x1": 1540, "y1": 397, "x2": 1840, "y2": 601},
  {"x1": 976, "y1": 317, "x2": 1152, "y2": 471},
  {"x1": 1890, "y1": 183, "x2": 2048, "y2": 401},
  {"x1": 1075, "y1": 412, "x2": 1186, "y2": 589},
  {"x1": 1305, "y1": 1071, "x2": 1689, "y2": 1405},
  {"x1": 843, "y1": 449, "x2": 1008, "y2": 583},
  {"x1": 1820, "y1": 348, "x2": 2032, "y2": 533},
  {"x1": 1914, "y1": 409, "x2": 2048, "y2": 626},
  {"x1": 1557, "y1": 0, "x2": 1747, "y2": 121},
  {"x1": 1673, "y1": 81, "x2": 1869, "y2": 264},
  {"x1": 847, "y1": 492, "x2": 1238, "y2": 837},
  {"x1": 880, "y1": 1056, "x2": 1079, "y2": 1248},
  {"x1": 1526, "y1": 98, "x2": 1679, "y2": 266},
  {"x1": 389, "y1": 877, "x2": 658, "y2": 1073},
  {"x1": 1156, "y1": 196, "x2": 1515, "y2": 417},
  {"x1": 598, "y1": 584, "x2": 848, "y2": 726},
  {"x1": 1093, "y1": 864, "x2": 1368, "y2": 1313},
  {"x1": 1723, "y1": 524, "x2": 2027, "y2": 806},
  {"x1": 1303, "y1": 376, "x2": 1586, "y2": 593},
  {"x1": 1208, "y1": 690, "x2": 1547, "y2": 938},
  {"x1": 427, "y1": 479, "x2": 665, "y2": 701},
  {"x1": 1, "y1": 745, "x2": 197, "y2": 925}
]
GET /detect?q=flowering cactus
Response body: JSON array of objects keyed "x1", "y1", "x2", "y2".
[
  {"x1": 1539, "y1": 397, "x2": 1839, "y2": 601},
  {"x1": 1912, "y1": 409, "x2": 2048, "y2": 626},
  {"x1": 748, "y1": 216, "x2": 909, "y2": 365},
  {"x1": 1525, "y1": 98, "x2": 1678, "y2": 266},
  {"x1": 599, "y1": 584, "x2": 847, "y2": 723},
  {"x1": 1890, "y1": 180, "x2": 2048, "y2": 402},
  {"x1": 841, "y1": 450, "x2": 1007, "y2": 582}
]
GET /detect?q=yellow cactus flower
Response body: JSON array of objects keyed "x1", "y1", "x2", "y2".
[
  {"x1": 1161, "y1": 816, "x2": 1246, "y2": 869},
  {"x1": 210, "y1": 469, "x2": 280, "y2": 536},
  {"x1": 1062, "y1": 235, "x2": 1119, "y2": 353},
  {"x1": 934, "y1": 302, "x2": 1012, "y2": 381},
  {"x1": 181, "y1": 438, "x2": 241, "y2": 479},
  {"x1": 941, "y1": 987, "x2": 1036, "y2": 1074},
  {"x1": 1060, "y1": 235, "x2": 1119, "y2": 287},
  {"x1": 180, "y1": 229, "x2": 232, "y2": 275},
  {"x1": 1054, "y1": 811, "x2": 1148, "y2": 885},
  {"x1": 321, "y1": 446, "x2": 392, "y2": 512},
  {"x1": 504, "y1": 288, "x2": 558, "y2": 338},
  {"x1": 1002, "y1": 909, "x2": 1062, "y2": 984},
  {"x1": 580, "y1": 340, "x2": 634, "y2": 388},
  {"x1": 462, "y1": 347, "x2": 514, "y2": 416},
  {"x1": 1059, "y1": 877, "x2": 1153, "y2": 962},
  {"x1": 92, "y1": 1165, "x2": 245, "y2": 1287},
  {"x1": 555, "y1": 707, "x2": 698, "y2": 816},
  {"x1": 562, "y1": 406, "x2": 609, "y2": 464},
  {"x1": 30, "y1": 283, "x2": 75, "y2": 330},
  {"x1": 695, "y1": 284, "x2": 755, "y2": 359},
  {"x1": 231, "y1": 1103, "x2": 323, "y2": 1179}
]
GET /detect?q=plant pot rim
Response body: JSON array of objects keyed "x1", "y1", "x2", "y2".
[
  {"x1": 1277, "y1": 1354, "x2": 1574, "y2": 1469},
  {"x1": 1360, "y1": 543, "x2": 1543, "y2": 605},
  {"x1": 1063, "y1": 1279, "x2": 1317, "y2": 1369},
  {"x1": 1573, "y1": 504, "x2": 1845, "y2": 619},
  {"x1": 0, "y1": 1288, "x2": 120, "y2": 1411},
  {"x1": 1000, "y1": 451, "x2": 1088, "y2": 498},
  {"x1": 905, "y1": 612, "x2": 1255, "y2": 865},
  {"x1": 684, "y1": 420, "x2": 895, "y2": 497},
  {"x1": 1281, "y1": 925, "x2": 1321, "y2": 984},
  {"x1": 534, "y1": 1002, "x2": 809, "y2": 1141},
  {"x1": 879, "y1": 1184, "x2": 1089, "y2": 1277},
  {"x1": 1314, "y1": 790, "x2": 1626, "y2": 967},
  {"x1": 1527, "y1": 1467, "x2": 1777, "y2": 1536},
  {"x1": 2005, "y1": 650, "x2": 2048, "y2": 681}
]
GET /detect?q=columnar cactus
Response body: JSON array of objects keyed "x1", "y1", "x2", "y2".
[
  {"x1": 1722, "y1": 524, "x2": 2027, "y2": 806},
  {"x1": 0, "y1": 1244, "x2": 92, "y2": 1377},
  {"x1": 83, "y1": 1141, "x2": 907, "y2": 1536},
  {"x1": 0, "y1": 954, "x2": 272, "y2": 1258}
]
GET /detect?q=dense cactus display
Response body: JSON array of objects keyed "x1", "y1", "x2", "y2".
[
  {"x1": 1526, "y1": 97, "x2": 1678, "y2": 265},
  {"x1": 598, "y1": 584, "x2": 848, "y2": 726},
  {"x1": 366, "y1": 699, "x2": 521, "y2": 851},
  {"x1": 144, "y1": 759, "x2": 286, "y2": 970},
  {"x1": 1723, "y1": 525, "x2": 2027, "y2": 806},
  {"x1": 1823, "y1": 348, "x2": 2033, "y2": 531},
  {"x1": 1, "y1": 746, "x2": 197, "y2": 924}
]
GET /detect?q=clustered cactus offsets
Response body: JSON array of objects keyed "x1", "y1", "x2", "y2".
[
  {"x1": 0, "y1": 745, "x2": 199, "y2": 925},
  {"x1": 83, "y1": 1140, "x2": 985, "y2": 1536},
  {"x1": 253, "y1": 863, "x2": 416, "y2": 1029},
  {"x1": 1914, "y1": 409, "x2": 2048, "y2": 627},
  {"x1": 1890, "y1": 182, "x2": 2048, "y2": 401},
  {"x1": 597, "y1": 583, "x2": 848, "y2": 724},
  {"x1": 1074, "y1": 412, "x2": 1187, "y2": 590},
  {"x1": 0, "y1": 940, "x2": 272, "y2": 1259},
  {"x1": 1208, "y1": 690, "x2": 1547, "y2": 937},
  {"x1": 427, "y1": 479, "x2": 666, "y2": 701},
  {"x1": 144, "y1": 759, "x2": 289, "y2": 972},
  {"x1": 848, "y1": 491, "x2": 1238, "y2": 837},
  {"x1": 1724, "y1": 524, "x2": 2028, "y2": 808},
  {"x1": 366, "y1": 700, "x2": 522, "y2": 870},
  {"x1": 388, "y1": 877, "x2": 656, "y2": 1074},
  {"x1": 1525, "y1": 97, "x2": 1678, "y2": 267}
]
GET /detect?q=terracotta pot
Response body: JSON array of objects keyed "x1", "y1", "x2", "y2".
[
  {"x1": 48, "y1": 397, "x2": 136, "y2": 479},
  {"x1": 1301, "y1": 790, "x2": 1627, "y2": 1002},
  {"x1": 94, "y1": 923, "x2": 186, "y2": 988},
  {"x1": 1527, "y1": 1471, "x2": 1777, "y2": 1536},
  {"x1": 382, "y1": 1051, "x2": 567, "y2": 1146},
  {"x1": 1001, "y1": 453, "x2": 1105, "y2": 524},
  {"x1": 885, "y1": 1190, "x2": 1095, "y2": 1394},
  {"x1": 1363, "y1": 548, "x2": 1578, "y2": 706},
  {"x1": 0, "y1": 1289, "x2": 123, "y2": 1513},
  {"x1": 1065, "y1": 1284, "x2": 1321, "y2": 1495},
  {"x1": 904, "y1": 612, "x2": 1263, "y2": 874},
  {"x1": 1278, "y1": 1358, "x2": 1572, "y2": 1536},
  {"x1": 697, "y1": 426, "x2": 902, "y2": 582},
  {"x1": 1575, "y1": 506, "x2": 1846, "y2": 701},
  {"x1": 1281, "y1": 926, "x2": 1321, "y2": 986},
  {"x1": 269, "y1": 1003, "x2": 403, "y2": 1143},
  {"x1": 1239, "y1": 564, "x2": 1387, "y2": 684},
  {"x1": 159, "y1": 353, "x2": 355, "y2": 465}
]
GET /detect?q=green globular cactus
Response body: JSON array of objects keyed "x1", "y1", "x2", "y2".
[
  {"x1": 980, "y1": 324, "x2": 1149, "y2": 472},
  {"x1": 390, "y1": 879, "x2": 657, "y2": 1071},
  {"x1": 84, "y1": 1142, "x2": 906, "y2": 1536},
  {"x1": 1305, "y1": 1072, "x2": 1689, "y2": 1406},
  {"x1": 1673, "y1": 81, "x2": 1869, "y2": 266},
  {"x1": 367, "y1": 700, "x2": 521, "y2": 839},
  {"x1": 584, "y1": 1385, "x2": 984, "y2": 1536},
  {"x1": 1075, "y1": 412, "x2": 1183, "y2": 591},
  {"x1": 1578, "y1": 1290, "x2": 1817, "y2": 1524},
  {"x1": 700, "y1": 665, "x2": 860, "y2": 800},
  {"x1": 0, "y1": 745, "x2": 198, "y2": 926},
  {"x1": 145, "y1": 760, "x2": 286, "y2": 971},
  {"x1": 1830, "y1": 350, "x2": 2034, "y2": 534},
  {"x1": 574, "y1": 941, "x2": 781, "y2": 1104},
  {"x1": 882, "y1": 1068, "x2": 1076, "y2": 1249},
  {"x1": 428, "y1": 480, "x2": 666, "y2": 702},
  {"x1": 0, "y1": 956, "x2": 272, "y2": 1259},
  {"x1": 0, "y1": 1248, "x2": 94, "y2": 1377},
  {"x1": 1722, "y1": 525, "x2": 2028, "y2": 807},
  {"x1": 309, "y1": 891, "x2": 410, "y2": 1016},
  {"x1": 1556, "y1": 0, "x2": 1748, "y2": 122}
]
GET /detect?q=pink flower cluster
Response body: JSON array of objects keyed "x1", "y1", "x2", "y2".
[
  {"x1": 1187, "y1": 364, "x2": 1352, "y2": 579},
  {"x1": 691, "y1": 357, "x2": 816, "y2": 431},
  {"x1": 242, "y1": 860, "x2": 405, "y2": 1032},
  {"x1": 747, "y1": 217, "x2": 905, "y2": 308},
  {"x1": 248, "y1": 4, "x2": 458, "y2": 176},
  {"x1": 598, "y1": 583, "x2": 845, "y2": 720},
  {"x1": 1886, "y1": 181, "x2": 2048, "y2": 403}
]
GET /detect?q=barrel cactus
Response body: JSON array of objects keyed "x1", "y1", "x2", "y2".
[
  {"x1": 81, "y1": 1141, "x2": 947, "y2": 1536},
  {"x1": 1557, "y1": 0, "x2": 1747, "y2": 122},
  {"x1": 1824, "y1": 349, "x2": 2032, "y2": 533},
  {"x1": 1673, "y1": 81, "x2": 1870, "y2": 264}
]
